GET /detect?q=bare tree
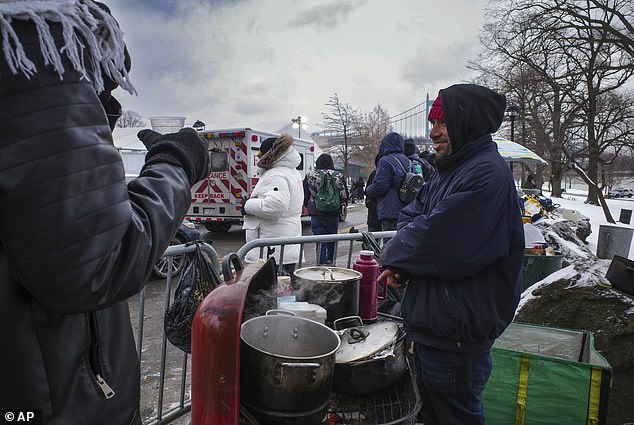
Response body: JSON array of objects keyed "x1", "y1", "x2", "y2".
[
  {"x1": 117, "y1": 110, "x2": 146, "y2": 128},
  {"x1": 474, "y1": 0, "x2": 634, "y2": 205},
  {"x1": 320, "y1": 93, "x2": 363, "y2": 181},
  {"x1": 356, "y1": 104, "x2": 391, "y2": 170}
]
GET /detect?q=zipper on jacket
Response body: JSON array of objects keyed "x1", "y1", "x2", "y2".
[
  {"x1": 442, "y1": 284, "x2": 463, "y2": 348},
  {"x1": 89, "y1": 312, "x2": 116, "y2": 399}
]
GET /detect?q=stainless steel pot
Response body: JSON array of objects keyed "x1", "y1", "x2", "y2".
[
  {"x1": 294, "y1": 266, "x2": 362, "y2": 325},
  {"x1": 332, "y1": 317, "x2": 408, "y2": 395},
  {"x1": 240, "y1": 311, "x2": 340, "y2": 415}
]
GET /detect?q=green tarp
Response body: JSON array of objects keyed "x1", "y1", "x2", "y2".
[{"x1": 484, "y1": 322, "x2": 612, "y2": 425}]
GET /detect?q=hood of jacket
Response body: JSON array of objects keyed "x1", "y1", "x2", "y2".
[
  {"x1": 258, "y1": 134, "x2": 295, "y2": 169},
  {"x1": 437, "y1": 84, "x2": 506, "y2": 160},
  {"x1": 378, "y1": 132, "x2": 404, "y2": 156},
  {"x1": 404, "y1": 138, "x2": 418, "y2": 156},
  {"x1": 316, "y1": 153, "x2": 335, "y2": 170},
  {"x1": 259, "y1": 145, "x2": 301, "y2": 172}
]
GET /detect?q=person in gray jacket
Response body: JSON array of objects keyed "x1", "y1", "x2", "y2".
[{"x1": 0, "y1": 2, "x2": 209, "y2": 424}]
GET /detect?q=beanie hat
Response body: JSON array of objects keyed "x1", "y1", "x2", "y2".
[
  {"x1": 316, "y1": 153, "x2": 335, "y2": 170},
  {"x1": 259, "y1": 137, "x2": 276, "y2": 157},
  {"x1": 428, "y1": 95, "x2": 444, "y2": 122}
]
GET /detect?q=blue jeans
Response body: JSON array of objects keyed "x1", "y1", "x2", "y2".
[
  {"x1": 413, "y1": 343, "x2": 492, "y2": 425},
  {"x1": 310, "y1": 214, "x2": 339, "y2": 265}
]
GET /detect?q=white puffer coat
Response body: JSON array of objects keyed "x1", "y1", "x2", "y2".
[{"x1": 243, "y1": 147, "x2": 304, "y2": 265}]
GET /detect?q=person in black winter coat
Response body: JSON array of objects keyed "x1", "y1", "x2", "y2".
[
  {"x1": 378, "y1": 84, "x2": 524, "y2": 425},
  {"x1": 365, "y1": 154, "x2": 382, "y2": 232},
  {"x1": 350, "y1": 176, "x2": 365, "y2": 203},
  {"x1": 0, "y1": 3, "x2": 210, "y2": 424}
]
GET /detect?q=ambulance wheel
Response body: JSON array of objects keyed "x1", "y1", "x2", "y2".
[
  {"x1": 151, "y1": 234, "x2": 187, "y2": 280},
  {"x1": 204, "y1": 222, "x2": 233, "y2": 232}
]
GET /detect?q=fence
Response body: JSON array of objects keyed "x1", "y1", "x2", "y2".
[
  {"x1": 134, "y1": 231, "x2": 396, "y2": 425},
  {"x1": 133, "y1": 242, "x2": 219, "y2": 425}
]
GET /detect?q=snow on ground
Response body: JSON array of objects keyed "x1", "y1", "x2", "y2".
[
  {"x1": 550, "y1": 188, "x2": 634, "y2": 254},
  {"x1": 516, "y1": 185, "x2": 634, "y2": 311}
]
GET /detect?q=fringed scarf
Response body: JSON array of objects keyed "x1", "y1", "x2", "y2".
[{"x1": 0, "y1": 0, "x2": 135, "y2": 95}]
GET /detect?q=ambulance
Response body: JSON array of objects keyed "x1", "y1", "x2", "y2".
[{"x1": 186, "y1": 128, "x2": 316, "y2": 232}]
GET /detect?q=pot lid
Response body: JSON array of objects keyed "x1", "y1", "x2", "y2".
[
  {"x1": 294, "y1": 266, "x2": 362, "y2": 283},
  {"x1": 335, "y1": 321, "x2": 400, "y2": 364}
]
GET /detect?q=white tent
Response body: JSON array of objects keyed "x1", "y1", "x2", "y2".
[{"x1": 493, "y1": 137, "x2": 548, "y2": 166}]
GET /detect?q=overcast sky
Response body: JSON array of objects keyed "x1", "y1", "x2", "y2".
[{"x1": 107, "y1": 0, "x2": 489, "y2": 133}]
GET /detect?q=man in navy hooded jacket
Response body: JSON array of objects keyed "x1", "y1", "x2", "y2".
[
  {"x1": 364, "y1": 132, "x2": 410, "y2": 230},
  {"x1": 379, "y1": 84, "x2": 524, "y2": 425}
]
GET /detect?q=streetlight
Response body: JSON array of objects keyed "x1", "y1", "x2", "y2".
[
  {"x1": 506, "y1": 104, "x2": 519, "y2": 142},
  {"x1": 291, "y1": 115, "x2": 308, "y2": 138},
  {"x1": 505, "y1": 104, "x2": 520, "y2": 175}
]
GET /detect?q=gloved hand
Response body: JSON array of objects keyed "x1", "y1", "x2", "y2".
[
  {"x1": 137, "y1": 129, "x2": 162, "y2": 150},
  {"x1": 143, "y1": 128, "x2": 211, "y2": 186}
]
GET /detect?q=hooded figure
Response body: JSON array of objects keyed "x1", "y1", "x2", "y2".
[
  {"x1": 0, "y1": 2, "x2": 210, "y2": 424},
  {"x1": 364, "y1": 154, "x2": 382, "y2": 232},
  {"x1": 379, "y1": 84, "x2": 524, "y2": 424},
  {"x1": 404, "y1": 138, "x2": 434, "y2": 182},
  {"x1": 243, "y1": 134, "x2": 304, "y2": 268},
  {"x1": 364, "y1": 132, "x2": 410, "y2": 229}
]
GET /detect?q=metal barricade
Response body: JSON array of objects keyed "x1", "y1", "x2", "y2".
[
  {"x1": 235, "y1": 230, "x2": 396, "y2": 271},
  {"x1": 134, "y1": 242, "x2": 219, "y2": 425}
]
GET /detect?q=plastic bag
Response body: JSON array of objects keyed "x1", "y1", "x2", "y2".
[{"x1": 164, "y1": 241, "x2": 221, "y2": 353}]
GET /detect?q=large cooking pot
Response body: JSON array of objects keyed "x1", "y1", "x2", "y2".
[
  {"x1": 294, "y1": 266, "x2": 362, "y2": 325},
  {"x1": 240, "y1": 311, "x2": 340, "y2": 419},
  {"x1": 332, "y1": 317, "x2": 408, "y2": 395}
]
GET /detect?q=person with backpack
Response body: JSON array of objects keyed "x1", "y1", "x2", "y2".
[
  {"x1": 404, "y1": 138, "x2": 434, "y2": 182},
  {"x1": 364, "y1": 132, "x2": 410, "y2": 231},
  {"x1": 303, "y1": 153, "x2": 347, "y2": 264}
]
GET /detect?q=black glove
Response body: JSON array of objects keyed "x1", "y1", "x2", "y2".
[
  {"x1": 143, "y1": 128, "x2": 211, "y2": 186},
  {"x1": 137, "y1": 129, "x2": 162, "y2": 150}
]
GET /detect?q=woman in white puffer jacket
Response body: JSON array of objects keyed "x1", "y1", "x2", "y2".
[{"x1": 242, "y1": 134, "x2": 304, "y2": 275}]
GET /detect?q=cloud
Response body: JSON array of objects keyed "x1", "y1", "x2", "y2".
[
  {"x1": 399, "y1": 37, "x2": 483, "y2": 94},
  {"x1": 289, "y1": 0, "x2": 366, "y2": 30},
  {"x1": 107, "y1": 0, "x2": 491, "y2": 131}
]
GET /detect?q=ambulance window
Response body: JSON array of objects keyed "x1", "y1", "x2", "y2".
[
  {"x1": 296, "y1": 153, "x2": 304, "y2": 171},
  {"x1": 210, "y1": 150, "x2": 228, "y2": 172}
]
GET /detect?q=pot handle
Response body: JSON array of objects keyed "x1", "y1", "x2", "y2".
[
  {"x1": 333, "y1": 316, "x2": 364, "y2": 330},
  {"x1": 221, "y1": 252, "x2": 244, "y2": 284},
  {"x1": 266, "y1": 309, "x2": 296, "y2": 317},
  {"x1": 275, "y1": 362, "x2": 321, "y2": 384},
  {"x1": 278, "y1": 362, "x2": 321, "y2": 368}
]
